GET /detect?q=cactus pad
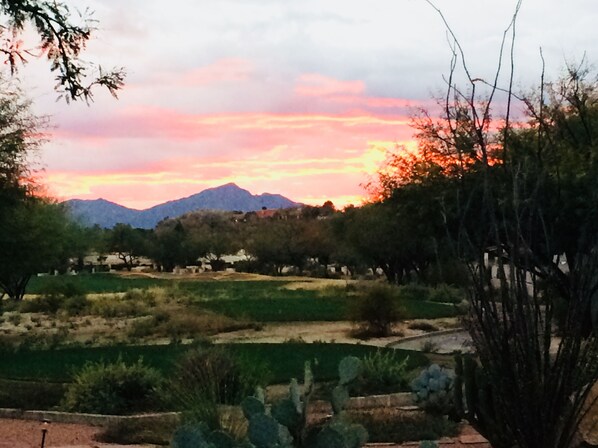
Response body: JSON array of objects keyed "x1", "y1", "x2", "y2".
[
  {"x1": 338, "y1": 356, "x2": 362, "y2": 385},
  {"x1": 241, "y1": 396, "x2": 266, "y2": 419}
]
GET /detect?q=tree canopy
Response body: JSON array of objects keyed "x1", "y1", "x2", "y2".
[{"x1": 0, "y1": 0, "x2": 125, "y2": 101}]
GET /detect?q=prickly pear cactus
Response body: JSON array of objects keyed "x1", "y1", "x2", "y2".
[
  {"x1": 338, "y1": 356, "x2": 362, "y2": 385},
  {"x1": 248, "y1": 413, "x2": 284, "y2": 447},
  {"x1": 241, "y1": 395, "x2": 265, "y2": 419},
  {"x1": 172, "y1": 424, "x2": 238, "y2": 448},
  {"x1": 171, "y1": 357, "x2": 368, "y2": 448},
  {"x1": 171, "y1": 424, "x2": 207, "y2": 448},
  {"x1": 410, "y1": 364, "x2": 455, "y2": 415},
  {"x1": 419, "y1": 441, "x2": 438, "y2": 448},
  {"x1": 331, "y1": 385, "x2": 350, "y2": 414}
]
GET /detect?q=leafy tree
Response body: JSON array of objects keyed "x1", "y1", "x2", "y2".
[
  {"x1": 186, "y1": 212, "x2": 242, "y2": 271},
  {"x1": 106, "y1": 223, "x2": 149, "y2": 271},
  {"x1": 246, "y1": 219, "x2": 294, "y2": 275},
  {"x1": 333, "y1": 201, "x2": 438, "y2": 284},
  {"x1": 0, "y1": 199, "x2": 72, "y2": 300},
  {"x1": 0, "y1": 0, "x2": 124, "y2": 101},
  {"x1": 152, "y1": 220, "x2": 199, "y2": 271},
  {"x1": 246, "y1": 218, "x2": 329, "y2": 275},
  {"x1": 0, "y1": 80, "x2": 43, "y2": 203}
]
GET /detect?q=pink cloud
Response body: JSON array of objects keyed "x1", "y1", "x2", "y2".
[
  {"x1": 295, "y1": 73, "x2": 365, "y2": 97},
  {"x1": 180, "y1": 58, "x2": 254, "y2": 86},
  {"x1": 41, "y1": 71, "x2": 424, "y2": 210},
  {"x1": 293, "y1": 73, "x2": 417, "y2": 112}
]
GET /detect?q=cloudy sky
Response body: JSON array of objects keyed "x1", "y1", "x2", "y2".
[{"x1": 18, "y1": 0, "x2": 598, "y2": 209}]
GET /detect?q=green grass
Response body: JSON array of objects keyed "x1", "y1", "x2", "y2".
[
  {"x1": 199, "y1": 297, "x2": 458, "y2": 322},
  {"x1": 199, "y1": 297, "x2": 345, "y2": 321},
  {"x1": 0, "y1": 343, "x2": 428, "y2": 384},
  {"x1": 27, "y1": 274, "x2": 460, "y2": 321}
]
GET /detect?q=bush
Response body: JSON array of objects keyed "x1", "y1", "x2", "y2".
[
  {"x1": 349, "y1": 283, "x2": 406, "y2": 337},
  {"x1": 122, "y1": 288, "x2": 157, "y2": 306},
  {"x1": 167, "y1": 346, "x2": 270, "y2": 427},
  {"x1": 63, "y1": 295, "x2": 90, "y2": 315},
  {"x1": 356, "y1": 350, "x2": 411, "y2": 394},
  {"x1": 62, "y1": 358, "x2": 163, "y2": 415},
  {"x1": 89, "y1": 295, "x2": 148, "y2": 318},
  {"x1": 20, "y1": 280, "x2": 89, "y2": 315}
]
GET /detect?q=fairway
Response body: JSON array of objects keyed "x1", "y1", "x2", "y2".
[{"x1": 27, "y1": 274, "x2": 460, "y2": 322}]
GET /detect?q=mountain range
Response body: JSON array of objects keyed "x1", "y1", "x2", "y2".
[{"x1": 64, "y1": 183, "x2": 301, "y2": 228}]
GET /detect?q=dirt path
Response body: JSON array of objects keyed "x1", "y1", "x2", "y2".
[{"x1": 212, "y1": 319, "x2": 462, "y2": 348}]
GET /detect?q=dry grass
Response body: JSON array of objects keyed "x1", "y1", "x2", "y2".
[{"x1": 0, "y1": 286, "x2": 253, "y2": 348}]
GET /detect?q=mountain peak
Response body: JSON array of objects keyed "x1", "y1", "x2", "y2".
[{"x1": 64, "y1": 184, "x2": 300, "y2": 228}]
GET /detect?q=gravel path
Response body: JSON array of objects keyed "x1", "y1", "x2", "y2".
[
  {"x1": 0, "y1": 418, "x2": 151, "y2": 448},
  {"x1": 0, "y1": 416, "x2": 490, "y2": 448}
]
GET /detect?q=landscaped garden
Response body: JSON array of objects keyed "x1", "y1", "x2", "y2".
[{"x1": 0, "y1": 272, "x2": 465, "y2": 445}]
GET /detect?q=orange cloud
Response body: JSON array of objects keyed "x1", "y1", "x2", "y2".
[{"x1": 42, "y1": 137, "x2": 402, "y2": 210}]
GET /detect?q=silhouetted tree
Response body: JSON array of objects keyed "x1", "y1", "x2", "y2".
[{"x1": 0, "y1": 1, "x2": 124, "y2": 101}]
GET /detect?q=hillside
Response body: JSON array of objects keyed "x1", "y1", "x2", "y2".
[{"x1": 64, "y1": 183, "x2": 300, "y2": 228}]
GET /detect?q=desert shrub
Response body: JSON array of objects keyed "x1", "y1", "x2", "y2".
[
  {"x1": 19, "y1": 296, "x2": 60, "y2": 314},
  {"x1": 408, "y1": 321, "x2": 440, "y2": 333},
  {"x1": 62, "y1": 358, "x2": 163, "y2": 415},
  {"x1": 167, "y1": 346, "x2": 270, "y2": 427},
  {"x1": 122, "y1": 288, "x2": 157, "y2": 306},
  {"x1": 356, "y1": 350, "x2": 411, "y2": 394},
  {"x1": 21, "y1": 280, "x2": 89, "y2": 315},
  {"x1": 349, "y1": 283, "x2": 406, "y2": 337},
  {"x1": 428, "y1": 284, "x2": 464, "y2": 304},
  {"x1": 128, "y1": 316, "x2": 158, "y2": 339},
  {"x1": 63, "y1": 295, "x2": 90, "y2": 315},
  {"x1": 89, "y1": 295, "x2": 148, "y2": 318}
]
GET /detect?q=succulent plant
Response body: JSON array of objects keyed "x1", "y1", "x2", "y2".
[
  {"x1": 171, "y1": 357, "x2": 368, "y2": 448},
  {"x1": 419, "y1": 441, "x2": 438, "y2": 448},
  {"x1": 410, "y1": 363, "x2": 455, "y2": 415}
]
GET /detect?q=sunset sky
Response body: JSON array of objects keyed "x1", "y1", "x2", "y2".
[{"x1": 18, "y1": 0, "x2": 598, "y2": 210}]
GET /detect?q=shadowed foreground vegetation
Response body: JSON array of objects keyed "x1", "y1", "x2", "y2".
[{"x1": 0, "y1": 342, "x2": 428, "y2": 384}]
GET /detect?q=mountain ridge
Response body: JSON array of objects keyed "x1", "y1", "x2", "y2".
[{"x1": 64, "y1": 183, "x2": 301, "y2": 228}]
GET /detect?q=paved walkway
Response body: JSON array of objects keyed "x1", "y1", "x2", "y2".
[{"x1": 389, "y1": 330, "x2": 474, "y2": 354}]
